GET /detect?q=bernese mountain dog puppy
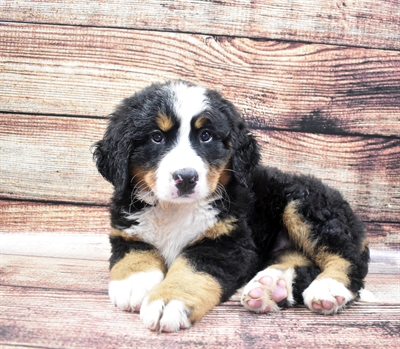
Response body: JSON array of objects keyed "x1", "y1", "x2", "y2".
[{"x1": 93, "y1": 80, "x2": 370, "y2": 332}]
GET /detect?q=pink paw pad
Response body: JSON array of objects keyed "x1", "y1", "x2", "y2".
[
  {"x1": 243, "y1": 274, "x2": 290, "y2": 312},
  {"x1": 312, "y1": 296, "x2": 345, "y2": 312}
]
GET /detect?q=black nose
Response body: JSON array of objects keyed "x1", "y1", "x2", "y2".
[{"x1": 172, "y1": 168, "x2": 199, "y2": 196}]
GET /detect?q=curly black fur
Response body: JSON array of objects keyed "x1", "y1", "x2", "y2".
[{"x1": 93, "y1": 80, "x2": 369, "y2": 313}]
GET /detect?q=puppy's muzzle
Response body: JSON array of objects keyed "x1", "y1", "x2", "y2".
[{"x1": 173, "y1": 168, "x2": 199, "y2": 196}]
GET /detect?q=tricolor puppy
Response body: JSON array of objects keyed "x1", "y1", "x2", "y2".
[{"x1": 93, "y1": 81, "x2": 370, "y2": 332}]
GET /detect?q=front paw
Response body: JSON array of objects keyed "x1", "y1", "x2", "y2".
[
  {"x1": 109, "y1": 270, "x2": 164, "y2": 312},
  {"x1": 140, "y1": 298, "x2": 191, "y2": 333}
]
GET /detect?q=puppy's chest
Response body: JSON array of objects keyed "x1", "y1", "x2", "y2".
[{"x1": 124, "y1": 203, "x2": 219, "y2": 266}]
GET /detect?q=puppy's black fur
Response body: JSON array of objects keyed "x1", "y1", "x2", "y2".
[{"x1": 93, "y1": 80, "x2": 369, "y2": 332}]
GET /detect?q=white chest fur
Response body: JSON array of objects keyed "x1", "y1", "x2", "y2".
[{"x1": 123, "y1": 202, "x2": 219, "y2": 267}]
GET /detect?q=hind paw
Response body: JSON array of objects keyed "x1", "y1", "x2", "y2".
[
  {"x1": 241, "y1": 268, "x2": 295, "y2": 313},
  {"x1": 303, "y1": 278, "x2": 354, "y2": 314}
]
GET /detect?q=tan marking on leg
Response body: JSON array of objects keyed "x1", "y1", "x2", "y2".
[
  {"x1": 269, "y1": 250, "x2": 312, "y2": 271},
  {"x1": 110, "y1": 250, "x2": 167, "y2": 281},
  {"x1": 315, "y1": 251, "x2": 351, "y2": 286},
  {"x1": 283, "y1": 201, "x2": 316, "y2": 256},
  {"x1": 110, "y1": 228, "x2": 143, "y2": 242},
  {"x1": 146, "y1": 257, "x2": 222, "y2": 323},
  {"x1": 156, "y1": 112, "x2": 174, "y2": 132},
  {"x1": 283, "y1": 201, "x2": 351, "y2": 288},
  {"x1": 194, "y1": 115, "x2": 208, "y2": 129}
]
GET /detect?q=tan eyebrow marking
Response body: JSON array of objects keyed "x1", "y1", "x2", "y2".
[
  {"x1": 194, "y1": 115, "x2": 209, "y2": 129},
  {"x1": 156, "y1": 112, "x2": 174, "y2": 132}
]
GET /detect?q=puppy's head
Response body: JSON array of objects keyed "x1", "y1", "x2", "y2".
[{"x1": 93, "y1": 81, "x2": 259, "y2": 203}]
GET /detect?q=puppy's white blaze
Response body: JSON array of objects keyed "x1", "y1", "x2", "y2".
[
  {"x1": 302, "y1": 278, "x2": 354, "y2": 314},
  {"x1": 108, "y1": 270, "x2": 164, "y2": 311},
  {"x1": 155, "y1": 82, "x2": 210, "y2": 203},
  {"x1": 124, "y1": 202, "x2": 218, "y2": 267},
  {"x1": 155, "y1": 141, "x2": 209, "y2": 202},
  {"x1": 169, "y1": 81, "x2": 208, "y2": 123}
]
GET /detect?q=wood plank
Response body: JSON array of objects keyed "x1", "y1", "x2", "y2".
[
  {"x1": 1, "y1": 114, "x2": 399, "y2": 221},
  {"x1": 1, "y1": 0, "x2": 400, "y2": 50},
  {"x1": 0, "y1": 233, "x2": 110, "y2": 260},
  {"x1": 0, "y1": 201, "x2": 110, "y2": 234},
  {"x1": 0, "y1": 254, "x2": 109, "y2": 292},
  {"x1": 1, "y1": 235, "x2": 398, "y2": 347},
  {"x1": 0, "y1": 114, "x2": 112, "y2": 204},
  {"x1": 0, "y1": 285, "x2": 399, "y2": 348},
  {"x1": 1, "y1": 250, "x2": 398, "y2": 292},
  {"x1": 255, "y1": 129, "x2": 400, "y2": 222},
  {"x1": 1, "y1": 23, "x2": 400, "y2": 137},
  {"x1": 369, "y1": 250, "x2": 400, "y2": 275},
  {"x1": 365, "y1": 222, "x2": 400, "y2": 251}
]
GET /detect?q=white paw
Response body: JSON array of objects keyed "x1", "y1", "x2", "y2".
[
  {"x1": 109, "y1": 270, "x2": 164, "y2": 312},
  {"x1": 241, "y1": 268, "x2": 295, "y2": 313},
  {"x1": 303, "y1": 278, "x2": 354, "y2": 314},
  {"x1": 140, "y1": 298, "x2": 191, "y2": 332}
]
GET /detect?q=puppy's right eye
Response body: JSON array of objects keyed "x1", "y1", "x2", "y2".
[{"x1": 151, "y1": 131, "x2": 164, "y2": 144}]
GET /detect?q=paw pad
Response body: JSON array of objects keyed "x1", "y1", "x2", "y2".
[
  {"x1": 241, "y1": 268, "x2": 295, "y2": 313},
  {"x1": 303, "y1": 278, "x2": 354, "y2": 314}
]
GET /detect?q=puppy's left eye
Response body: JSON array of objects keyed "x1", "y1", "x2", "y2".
[
  {"x1": 151, "y1": 131, "x2": 164, "y2": 144},
  {"x1": 199, "y1": 130, "x2": 212, "y2": 143}
]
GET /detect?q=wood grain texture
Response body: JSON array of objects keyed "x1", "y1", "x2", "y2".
[
  {"x1": 365, "y1": 222, "x2": 400, "y2": 251},
  {"x1": 0, "y1": 113, "x2": 111, "y2": 204},
  {"x1": 0, "y1": 283, "x2": 399, "y2": 349},
  {"x1": 1, "y1": 0, "x2": 400, "y2": 50},
  {"x1": 0, "y1": 200, "x2": 110, "y2": 234},
  {"x1": 1, "y1": 285, "x2": 399, "y2": 347},
  {"x1": 1, "y1": 23, "x2": 400, "y2": 137},
  {"x1": 0, "y1": 234, "x2": 399, "y2": 349}
]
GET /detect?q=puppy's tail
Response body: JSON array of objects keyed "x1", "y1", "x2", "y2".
[{"x1": 358, "y1": 288, "x2": 377, "y2": 302}]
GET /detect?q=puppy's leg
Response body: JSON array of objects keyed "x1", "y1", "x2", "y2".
[
  {"x1": 283, "y1": 201, "x2": 366, "y2": 314},
  {"x1": 108, "y1": 231, "x2": 167, "y2": 312},
  {"x1": 241, "y1": 250, "x2": 313, "y2": 312},
  {"x1": 140, "y1": 256, "x2": 222, "y2": 333},
  {"x1": 140, "y1": 218, "x2": 258, "y2": 332},
  {"x1": 302, "y1": 253, "x2": 355, "y2": 314}
]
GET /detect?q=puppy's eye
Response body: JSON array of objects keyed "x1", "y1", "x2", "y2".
[
  {"x1": 199, "y1": 130, "x2": 212, "y2": 143},
  {"x1": 151, "y1": 131, "x2": 164, "y2": 144}
]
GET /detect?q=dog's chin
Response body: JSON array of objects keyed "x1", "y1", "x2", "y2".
[{"x1": 158, "y1": 193, "x2": 203, "y2": 205}]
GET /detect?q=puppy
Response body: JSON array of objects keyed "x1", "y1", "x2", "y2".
[{"x1": 93, "y1": 80, "x2": 369, "y2": 332}]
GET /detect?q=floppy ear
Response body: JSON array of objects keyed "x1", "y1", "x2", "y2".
[
  {"x1": 92, "y1": 114, "x2": 133, "y2": 199},
  {"x1": 230, "y1": 120, "x2": 260, "y2": 188},
  {"x1": 218, "y1": 98, "x2": 260, "y2": 188}
]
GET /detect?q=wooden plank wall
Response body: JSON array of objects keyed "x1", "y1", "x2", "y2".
[{"x1": 1, "y1": 0, "x2": 400, "y2": 250}]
